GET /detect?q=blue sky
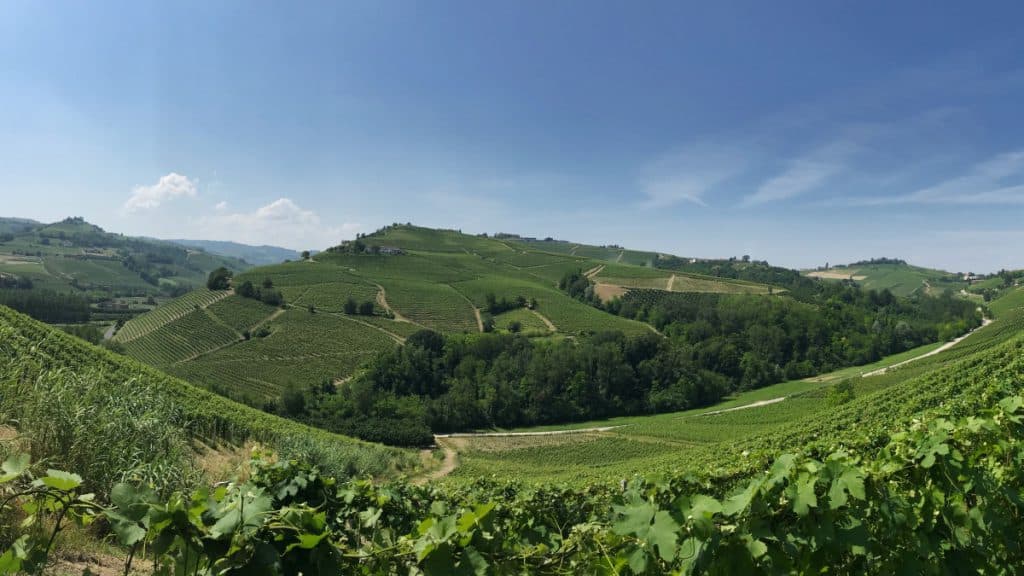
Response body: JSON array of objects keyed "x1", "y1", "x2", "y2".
[{"x1": 2, "y1": 1, "x2": 1023, "y2": 272}]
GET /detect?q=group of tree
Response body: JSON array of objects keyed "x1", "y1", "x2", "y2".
[
  {"x1": 0, "y1": 274, "x2": 33, "y2": 290},
  {"x1": 206, "y1": 267, "x2": 233, "y2": 290},
  {"x1": 0, "y1": 289, "x2": 90, "y2": 323},
  {"x1": 271, "y1": 271, "x2": 985, "y2": 445},
  {"x1": 343, "y1": 298, "x2": 375, "y2": 316},
  {"x1": 236, "y1": 277, "x2": 285, "y2": 307},
  {"x1": 278, "y1": 329, "x2": 732, "y2": 445}
]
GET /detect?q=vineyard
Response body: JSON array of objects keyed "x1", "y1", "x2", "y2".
[
  {"x1": 2, "y1": 318, "x2": 1023, "y2": 573},
  {"x1": 112, "y1": 288, "x2": 231, "y2": 342},
  {"x1": 121, "y1": 308, "x2": 240, "y2": 367},
  {"x1": 0, "y1": 305, "x2": 416, "y2": 486},
  {"x1": 167, "y1": 310, "x2": 400, "y2": 400}
]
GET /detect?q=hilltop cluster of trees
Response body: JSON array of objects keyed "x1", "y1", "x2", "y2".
[{"x1": 848, "y1": 257, "x2": 908, "y2": 266}]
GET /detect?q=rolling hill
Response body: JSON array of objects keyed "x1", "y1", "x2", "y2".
[
  {"x1": 0, "y1": 216, "x2": 251, "y2": 318},
  {"x1": 116, "y1": 224, "x2": 786, "y2": 404},
  {"x1": 804, "y1": 259, "x2": 967, "y2": 297},
  {"x1": 167, "y1": 238, "x2": 304, "y2": 266}
]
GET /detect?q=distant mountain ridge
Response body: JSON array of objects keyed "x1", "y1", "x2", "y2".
[{"x1": 167, "y1": 239, "x2": 303, "y2": 266}]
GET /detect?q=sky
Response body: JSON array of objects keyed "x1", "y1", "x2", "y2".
[{"x1": 2, "y1": 1, "x2": 1023, "y2": 273}]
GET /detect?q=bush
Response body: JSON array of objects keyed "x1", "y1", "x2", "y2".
[
  {"x1": 344, "y1": 298, "x2": 357, "y2": 315},
  {"x1": 206, "y1": 267, "x2": 232, "y2": 290},
  {"x1": 358, "y1": 301, "x2": 375, "y2": 316}
]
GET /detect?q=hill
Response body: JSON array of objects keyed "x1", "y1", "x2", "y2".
[
  {"x1": 804, "y1": 259, "x2": 966, "y2": 297},
  {"x1": 0, "y1": 216, "x2": 251, "y2": 324},
  {"x1": 0, "y1": 304, "x2": 417, "y2": 492},
  {"x1": 119, "y1": 225, "x2": 684, "y2": 405},
  {"x1": 167, "y1": 238, "x2": 303, "y2": 266},
  {"x1": 118, "y1": 225, "x2": 981, "y2": 435}
]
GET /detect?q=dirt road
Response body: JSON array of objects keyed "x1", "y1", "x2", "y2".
[{"x1": 861, "y1": 317, "x2": 993, "y2": 377}]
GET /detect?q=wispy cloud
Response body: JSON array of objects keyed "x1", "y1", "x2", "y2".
[
  {"x1": 638, "y1": 144, "x2": 745, "y2": 208},
  {"x1": 742, "y1": 159, "x2": 841, "y2": 207},
  {"x1": 123, "y1": 172, "x2": 197, "y2": 213},
  {"x1": 852, "y1": 149, "x2": 1024, "y2": 206}
]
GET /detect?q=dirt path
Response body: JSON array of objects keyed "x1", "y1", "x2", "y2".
[
  {"x1": 436, "y1": 425, "x2": 626, "y2": 438},
  {"x1": 667, "y1": 274, "x2": 676, "y2": 291},
  {"x1": 529, "y1": 309, "x2": 557, "y2": 332},
  {"x1": 412, "y1": 439, "x2": 459, "y2": 484},
  {"x1": 861, "y1": 317, "x2": 993, "y2": 377},
  {"x1": 616, "y1": 250, "x2": 624, "y2": 263},
  {"x1": 374, "y1": 283, "x2": 415, "y2": 324},
  {"x1": 450, "y1": 288, "x2": 484, "y2": 332},
  {"x1": 701, "y1": 397, "x2": 786, "y2": 416},
  {"x1": 584, "y1": 264, "x2": 605, "y2": 279},
  {"x1": 172, "y1": 307, "x2": 286, "y2": 366},
  {"x1": 102, "y1": 322, "x2": 117, "y2": 341},
  {"x1": 332, "y1": 312, "x2": 406, "y2": 344}
]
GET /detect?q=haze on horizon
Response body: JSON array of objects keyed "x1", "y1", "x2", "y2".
[{"x1": 2, "y1": 1, "x2": 1023, "y2": 273}]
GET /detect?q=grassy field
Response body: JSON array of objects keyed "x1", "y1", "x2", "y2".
[{"x1": 443, "y1": 287, "x2": 1024, "y2": 485}]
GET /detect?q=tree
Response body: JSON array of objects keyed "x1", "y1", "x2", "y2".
[
  {"x1": 308, "y1": 304, "x2": 316, "y2": 314},
  {"x1": 359, "y1": 301, "x2": 375, "y2": 316},
  {"x1": 206, "y1": 267, "x2": 232, "y2": 290},
  {"x1": 236, "y1": 280, "x2": 257, "y2": 299},
  {"x1": 344, "y1": 298, "x2": 357, "y2": 315},
  {"x1": 508, "y1": 321, "x2": 522, "y2": 333},
  {"x1": 301, "y1": 250, "x2": 311, "y2": 260},
  {"x1": 262, "y1": 277, "x2": 274, "y2": 289}
]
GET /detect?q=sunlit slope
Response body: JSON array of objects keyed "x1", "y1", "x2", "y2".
[
  {"x1": 0, "y1": 305, "x2": 417, "y2": 480},
  {"x1": 805, "y1": 262, "x2": 966, "y2": 297}
]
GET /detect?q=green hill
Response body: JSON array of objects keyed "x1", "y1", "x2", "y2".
[
  {"x1": 0, "y1": 305, "x2": 417, "y2": 493},
  {"x1": 123, "y1": 225, "x2": 689, "y2": 404},
  {"x1": 804, "y1": 259, "x2": 967, "y2": 297},
  {"x1": 0, "y1": 216, "x2": 251, "y2": 323}
]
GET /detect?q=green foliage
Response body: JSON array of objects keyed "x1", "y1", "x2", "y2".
[
  {"x1": 3, "y1": 391, "x2": 1024, "y2": 574},
  {"x1": 826, "y1": 379, "x2": 855, "y2": 406},
  {"x1": 0, "y1": 306, "x2": 416, "y2": 489},
  {"x1": 0, "y1": 289, "x2": 90, "y2": 323},
  {"x1": 205, "y1": 266, "x2": 233, "y2": 291}
]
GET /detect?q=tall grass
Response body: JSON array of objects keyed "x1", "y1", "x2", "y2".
[{"x1": 0, "y1": 351, "x2": 199, "y2": 496}]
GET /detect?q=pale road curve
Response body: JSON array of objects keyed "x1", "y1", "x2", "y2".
[
  {"x1": 701, "y1": 397, "x2": 787, "y2": 416},
  {"x1": 529, "y1": 308, "x2": 557, "y2": 332},
  {"x1": 435, "y1": 425, "x2": 626, "y2": 438},
  {"x1": 861, "y1": 317, "x2": 993, "y2": 377},
  {"x1": 667, "y1": 274, "x2": 676, "y2": 291}
]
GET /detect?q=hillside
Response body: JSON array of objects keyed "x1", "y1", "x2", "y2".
[
  {"x1": 804, "y1": 259, "x2": 967, "y2": 297},
  {"x1": 0, "y1": 216, "x2": 251, "y2": 322},
  {"x1": 168, "y1": 238, "x2": 303, "y2": 266},
  {"x1": 118, "y1": 225, "x2": 790, "y2": 405},
  {"x1": 0, "y1": 304, "x2": 417, "y2": 489},
  {"x1": 117, "y1": 225, "x2": 982, "y2": 440}
]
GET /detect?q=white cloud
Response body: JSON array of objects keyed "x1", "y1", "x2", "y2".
[
  {"x1": 200, "y1": 197, "x2": 359, "y2": 250},
  {"x1": 742, "y1": 159, "x2": 841, "y2": 207},
  {"x1": 124, "y1": 172, "x2": 197, "y2": 213},
  {"x1": 638, "y1": 145, "x2": 745, "y2": 209},
  {"x1": 852, "y1": 149, "x2": 1024, "y2": 206},
  {"x1": 214, "y1": 201, "x2": 228, "y2": 210}
]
